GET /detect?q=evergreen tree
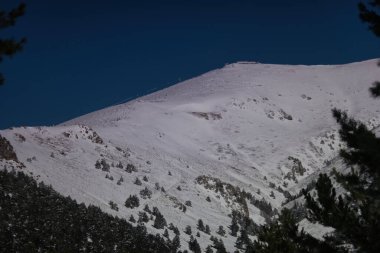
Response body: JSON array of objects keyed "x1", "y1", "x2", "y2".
[
  {"x1": 134, "y1": 177, "x2": 142, "y2": 185},
  {"x1": 172, "y1": 234, "x2": 181, "y2": 250},
  {"x1": 0, "y1": 170, "x2": 175, "y2": 252},
  {"x1": 153, "y1": 211, "x2": 167, "y2": 229},
  {"x1": 163, "y1": 229, "x2": 169, "y2": 238},
  {"x1": 138, "y1": 211, "x2": 149, "y2": 223},
  {"x1": 140, "y1": 186, "x2": 152, "y2": 199},
  {"x1": 108, "y1": 200, "x2": 119, "y2": 211},
  {"x1": 217, "y1": 225, "x2": 226, "y2": 236},
  {"x1": 0, "y1": 3, "x2": 26, "y2": 85},
  {"x1": 205, "y1": 245, "x2": 214, "y2": 253},
  {"x1": 124, "y1": 194, "x2": 139, "y2": 208},
  {"x1": 188, "y1": 235, "x2": 201, "y2": 253},
  {"x1": 229, "y1": 214, "x2": 239, "y2": 236},
  {"x1": 253, "y1": 208, "x2": 337, "y2": 253},
  {"x1": 213, "y1": 238, "x2": 227, "y2": 253},
  {"x1": 235, "y1": 228, "x2": 251, "y2": 250},
  {"x1": 205, "y1": 224, "x2": 211, "y2": 234},
  {"x1": 197, "y1": 219, "x2": 205, "y2": 231},
  {"x1": 144, "y1": 204, "x2": 151, "y2": 213},
  {"x1": 185, "y1": 225, "x2": 192, "y2": 235}
]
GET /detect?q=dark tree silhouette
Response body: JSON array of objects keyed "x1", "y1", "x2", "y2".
[
  {"x1": 0, "y1": 3, "x2": 26, "y2": 85},
  {"x1": 359, "y1": 1, "x2": 380, "y2": 97}
]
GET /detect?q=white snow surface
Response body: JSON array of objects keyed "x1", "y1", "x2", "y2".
[{"x1": 1, "y1": 59, "x2": 380, "y2": 251}]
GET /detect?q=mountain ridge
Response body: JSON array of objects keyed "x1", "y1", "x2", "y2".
[{"x1": 1, "y1": 59, "x2": 380, "y2": 252}]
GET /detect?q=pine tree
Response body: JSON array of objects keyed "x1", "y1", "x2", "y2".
[
  {"x1": 140, "y1": 186, "x2": 152, "y2": 199},
  {"x1": 138, "y1": 211, "x2": 149, "y2": 223},
  {"x1": 0, "y1": 3, "x2": 26, "y2": 85},
  {"x1": 163, "y1": 229, "x2": 169, "y2": 238},
  {"x1": 124, "y1": 195, "x2": 139, "y2": 208},
  {"x1": 172, "y1": 234, "x2": 181, "y2": 250},
  {"x1": 185, "y1": 225, "x2": 192, "y2": 235},
  {"x1": 134, "y1": 177, "x2": 142, "y2": 185},
  {"x1": 205, "y1": 225, "x2": 211, "y2": 234},
  {"x1": 252, "y1": 4, "x2": 380, "y2": 253},
  {"x1": 205, "y1": 245, "x2": 214, "y2": 253},
  {"x1": 129, "y1": 215, "x2": 136, "y2": 223},
  {"x1": 235, "y1": 228, "x2": 250, "y2": 250},
  {"x1": 153, "y1": 211, "x2": 167, "y2": 229},
  {"x1": 216, "y1": 225, "x2": 226, "y2": 236},
  {"x1": 188, "y1": 235, "x2": 201, "y2": 253},
  {"x1": 197, "y1": 219, "x2": 205, "y2": 232},
  {"x1": 144, "y1": 204, "x2": 151, "y2": 213},
  {"x1": 254, "y1": 208, "x2": 336, "y2": 253},
  {"x1": 213, "y1": 238, "x2": 227, "y2": 253},
  {"x1": 229, "y1": 215, "x2": 239, "y2": 237},
  {"x1": 108, "y1": 200, "x2": 119, "y2": 211}
]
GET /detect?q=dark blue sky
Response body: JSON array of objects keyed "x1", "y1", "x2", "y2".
[{"x1": 1, "y1": 0, "x2": 379, "y2": 129}]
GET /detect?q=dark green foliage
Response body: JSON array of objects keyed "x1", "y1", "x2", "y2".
[
  {"x1": 299, "y1": 108, "x2": 380, "y2": 252},
  {"x1": 217, "y1": 225, "x2": 226, "y2": 236},
  {"x1": 116, "y1": 176, "x2": 124, "y2": 185},
  {"x1": 125, "y1": 163, "x2": 137, "y2": 173},
  {"x1": 188, "y1": 235, "x2": 201, "y2": 253},
  {"x1": 129, "y1": 215, "x2": 136, "y2": 223},
  {"x1": 359, "y1": 0, "x2": 380, "y2": 37},
  {"x1": 138, "y1": 211, "x2": 149, "y2": 223},
  {"x1": 211, "y1": 237, "x2": 227, "y2": 253},
  {"x1": 0, "y1": 169, "x2": 175, "y2": 252},
  {"x1": 153, "y1": 209, "x2": 167, "y2": 229},
  {"x1": 169, "y1": 223, "x2": 180, "y2": 236},
  {"x1": 253, "y1": 209, "x2": 338, "y2": 253},
  {"x1": 95, "y1": 159, "x2": 110, "y2": 172},
  {"x1": 124, "y1": 194, "x2": 139, "y2": 208},
  {"x1": 185, "y1": 225, "x2": 192, "y2": 235},
  {"x1": 163, "y1": 229, "x2": 169, "y2": 238},
  {"x1": 249, "y1": 197, "x2": 277, "y2": 221},
  {"x1": 358, "y1": 1, "x2": 380, "y2": 98},
  {"x1": 108, "y1": 200, "x2": 118, "y2": 211},
  {"x1": 235, "y1": 228, "x2": 251, "y2": 250},
  {"x1": 185, "y1": 200, "x2": 192, "y2": 206},
  {"x1": 197, "y1": 219, "x2": 205, "y2": 231},
  {"x1": 143, "y1": 175, "x2": 148, "y2": 182},
  {"x1": 229, "y1": 211, "x2": 239, "y2": 236},
  {"x1": 144, "y1": 204, "x2": 151, "y2": 213},
  {"x1": 205, "y1": 225, "x2": 211, "y2": 234},
  {"x1": 205, "y1": 245, "x2": 214, "y2": 253},
  {"x1": 303, "y1": 174, "x2": 338, "y2": 224},
  {"x1": 172, "y1": 234, "x2": 181, "y2": 250},
  {"x1": 134, "y1": 177, "x2": 142, "y2": 185},
  {"x1": 140, "y1": 186, "x2": 152, "y2": 199},
  {"x1": 0, "y1": 3, "x2": 26, "y2": 85}
]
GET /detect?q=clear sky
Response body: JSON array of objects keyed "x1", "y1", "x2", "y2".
[{"x1": 0, "y1": 0, "x2": 379, "y2": 129}]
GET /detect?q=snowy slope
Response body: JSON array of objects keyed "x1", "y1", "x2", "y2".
[{"x1": 1, "y1": 59, "x2": 380, "y2": 252}]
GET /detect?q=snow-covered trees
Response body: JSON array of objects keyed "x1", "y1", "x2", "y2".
[
  {"x1": 0, "y1": 169, "x2": 174, "y2": 252},
  {"x1": 124, "y1": 194, "x2": 139, "y2": 208}
]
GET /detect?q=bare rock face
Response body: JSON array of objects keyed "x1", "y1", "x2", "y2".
[{"x1": 0, "y1": 135, "x2": 19, "y2": 162}]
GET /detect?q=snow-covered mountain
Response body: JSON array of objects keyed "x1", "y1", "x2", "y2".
[{"x1": 1, "y1": 59, "x2": 380, "y2": 252}]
